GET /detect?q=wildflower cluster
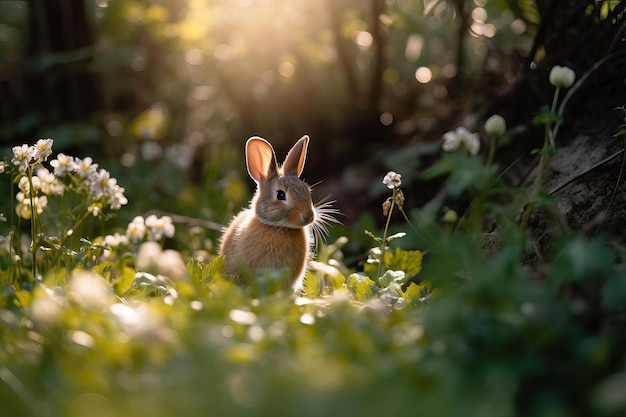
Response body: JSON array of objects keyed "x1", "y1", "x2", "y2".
[
  {"x1": 442, "y1": 127, "x2": 481, "y2": 156},
  {"x1": 6, "y1": 140, "x2": 128, "y2": 221},
  {"x1": 124, "y1": 215, "x2": 176, "y2": 244},
  {"x1": 11, "y1": 139, "x2": 53, "y2": 173},
  {"x1": 100, "y1": 214, "x2": 176, "y2": 256},
  {"x1": 50, "y1": 154, "x2": 128, "y2": 213}
]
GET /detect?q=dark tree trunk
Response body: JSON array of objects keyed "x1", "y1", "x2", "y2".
[{"x1": 24, "y1": 0, "x2": 101, "y2": 133}]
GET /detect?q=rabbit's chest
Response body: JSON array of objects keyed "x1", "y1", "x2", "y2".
[{"x1": 247, "y1": 221, "x2": 308, "y2": 259}]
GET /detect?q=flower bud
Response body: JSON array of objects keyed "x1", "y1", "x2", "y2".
[
  {"x1": 484, "y1": 114, "x2": 506, "y2": 138},
  {"x1": 382, "y1": 199, "x2": 391, "y2": 216},
  {"x1": 394, "y1": 189, "x2": 405, "y2": 208},
  {"x1": 549, "y1": 65, "x2": 576, "y2": 88},
  {"x1": 443, "y1": 210, "x2": 458, "y2": 223}
]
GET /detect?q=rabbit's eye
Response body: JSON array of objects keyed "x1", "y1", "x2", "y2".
[{"x1": 276, "y1": 190, "x2": 286, "y2": 201}]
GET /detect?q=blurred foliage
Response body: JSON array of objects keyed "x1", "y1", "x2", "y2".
[
  {"x1": 1, "y1": 0, "x2": 545, "y2": 231},
  {"x1": 1, "y1": 1, "x2": 626, "y2": 416}
]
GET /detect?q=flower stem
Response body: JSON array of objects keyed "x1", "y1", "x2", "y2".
[
  {"x1": 377, "y1": 188, "x2": 396, "y2": 280},
  {"x1": 486, "y1": 134, "x2": 497, "y2": 167},
  {"x1": 521, "y1": 87, "x2": 561, "y2": 229},
  {"x1": 26, "y1": 166, "x2": 38, "y2": 279},
  {"x1": 398, "y1": 205, "x2": 432, "y2": 248}
]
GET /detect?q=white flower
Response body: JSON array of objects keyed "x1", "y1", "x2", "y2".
[
  {"x1": 15, "y1": 194, "x2": 47, "y2": 220},
  {"x1": 69, "y1": 271, "x2": 113, "y2": 309},
  {"x1": 126, "y1": 216, "x2": 147, "y2": 243},
  {"x1": 135, "y1": 241, "x2": 163, "y2": 271},
  {"x1": 15, "y1": 194, "x2": 32, "y2": 219},
  {"x1": 88, "y1": 204, "x2": 101, "y2": 217},
  {"x1": 104, "y1": 232, "x2": 129, "y2": 249},
  {"x1": 0, "y1": 161, "x2": 5, "y2": 174},
  {"x1": 442, "y1": 127, "x2": 480, "y2": 156},
  {"x1": 18, "y1": 176, "x2": 40, "y2": 195},
  {"x1": 549, "y1": 65, "x2": 576, "y2": 88},
  {"x1": 88, "y1": 168, "x2": 111, "y2": 197},
  {"x1": 11, "y1": 144, "x2": 34, "y2": 173},
  {"x1": 35, "y1": 167, "x2": 64, "y2": 196},
  {"x1": 29, "y1": 294, "x2": 63, "y2": 328},
  {"x1": 136, "y1": 242, "x2": 186, "y2": 280},
  {"x1": 382, "y1": 171, "x2": 402, "y2": 189},
  {"x1": 107, "y1": 184, "x2": 128, "y2": 210},
  {"x1": 109, "y1": 303, "x2": 172, "y2": 343},
  {"x1": 50, "y1": 153, "x2": 76, "y2": 177},
  {"x1": 145, "y1": 215, "x2": 175, "y2": 240},
  {"x1": 33, "y1": 138, "x2": 53, "y2": 162},
  {"x1": 442, "y1": 209, "x2": 458, "y2": 223},
  {"x1": 102, "y1": 233, "x2": 129, "y2": 258},
  {"x1": 484, "y1": 114, "x2": 506, "y2": 138},
  {"x1": 74, "y1": 156, "x2": 98, "y2": 178}
]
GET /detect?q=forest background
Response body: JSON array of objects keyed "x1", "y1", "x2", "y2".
[{"x1": 1, "y1": 1, "x2": 626, "y2": 416}]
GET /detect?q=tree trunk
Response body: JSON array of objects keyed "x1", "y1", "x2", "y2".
[{"x1": 24, "y1": 0, "x2": 101, "y2": 133}]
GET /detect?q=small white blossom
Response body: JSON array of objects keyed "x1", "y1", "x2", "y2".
[
  {"x1": 69, "y1": 271, "x2": 113, "y2": 309},
  {"x1": 15, "y1": 195, "x2": 32, "y2": 219},
  {"x1": 136, "y1": 241, "x2": 186, "y2": 280},
  {"x1": 107, "y1": 184, "x2": 128, "y2": 210},
  {"x1": 15, "y1": 194, "x2": 47, "y2": 220},
  {"x1": 442, "y1": 127, "x2": 480, "y2": 156},
  {"x1": 29, "y1": 294, "x2": 63, "y2": 328},
  {"x1": 126, "y1": 216, "x2": 147, "y2": 243},
  {"x1": 0, "y1": 161, "x2": 5, "y2": 174},
  {"x1": 33, "y1": 138, "x2": 53, "y2": 162},
  {"x1": 382, "y1": 171, "x2": 402, "y2": 189},
  {"x1": 443, "y1": 209, "x2": 458, "y2": 223},
  {"x1": 35, "y1": 167, "x2": 64, "y2": 196},
  {"x1": 484, "y1": 114, "x2": 507, "y2": 138},
  {"x1": 145, "y1": 215, "x2": 175, "y2": 240},
  {"x1": 18, "y1": 176, "x2": 40, "y2": 195},
  {"x1": 102, "y1": 233, "x2": 129, "y2": 258},
  {"x1": 104, "y1": 233, "x2": 129, "y2": 249},
  {"x1": 89, "y1": 168, "x2": 111, "y2": 197},
  {"x1": 88, "y1": 204, "x2": 102, "y2": 217},
  {"x1": 11, "y1": 144, "x2": 34, "y2": 173},
  {"x1": 50, "y1": 153, "x2": 76, "y2": 177},
  {"x1": 74, "y1": 156, "x2": 98, "y2": 178},
  {"x1": 549, "y1": 65, "x2": 576, "y2": 88}
]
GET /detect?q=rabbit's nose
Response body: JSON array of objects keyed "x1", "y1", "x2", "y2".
[{"x1": 302, "y1": 211, "x2": 314, "y2": 225}]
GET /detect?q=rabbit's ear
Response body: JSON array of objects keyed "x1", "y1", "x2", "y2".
[
  {"x1": 283, "y1": 135, "x2": 309, "y2": 177},
  {"x1": 246, "y1": 137, "x2": 278, "y2": 183}
]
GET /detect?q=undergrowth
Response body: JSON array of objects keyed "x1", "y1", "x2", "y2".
[{"x1": 1, "y1": 66, "x2": 626, "y2": 417}]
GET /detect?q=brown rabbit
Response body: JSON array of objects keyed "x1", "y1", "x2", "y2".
[{"x1": 219, "y1": 135, "x2": 337, "y2": 288}]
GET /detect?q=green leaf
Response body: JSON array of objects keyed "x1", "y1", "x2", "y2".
[
  {"x1": 613, "y1": 128, "x2": 626, "y2": 138},
  {"x1": 532, "y1": 105, "x2": 563, "y2": 125},
  {"x1": 383, "y1": 247, "x2": 423, "y2": 281},
  {"x1": 425, "y1": 153, "x2": 498, "y2": 197},
  {"x1": 112, "y1": 266, "x2": 136, "y2": 296},
  {"x1": 354, "y1": 278, "x2": 375, "y2": 300},
  {"x1": 348, "y1": 274, "x2": 377, "y2": 300},
  {"x1": 402, "y1": 282, "x2": 424, "y2": 300},
  {"x1": 379, "y1": 270, "x2": 405, "y2": 287},
  {"x1": 422, "y1": 153, "x2": 457, "y2": 180},
  {"x1": 364, "y1": 229, "x2": 382, "y2": 244},
  {"x1": 301, "y1": 271, "x2": 321, "y2": 298},
  {"x1": 187, "y1": 256, "x2": 225, "y2": 284}
]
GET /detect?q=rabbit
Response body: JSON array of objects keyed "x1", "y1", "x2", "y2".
[{"x1": 219, "y1": 135, "x2": 337, "y2": 288}]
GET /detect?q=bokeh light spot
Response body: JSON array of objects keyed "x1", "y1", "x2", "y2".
[{"x1": 415, "y1": 67, "x2": 432, "y2": 83}]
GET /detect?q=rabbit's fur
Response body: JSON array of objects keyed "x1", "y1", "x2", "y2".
[{"x1": 220, "y1": 135, "x2": 318, "y2": 287}]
